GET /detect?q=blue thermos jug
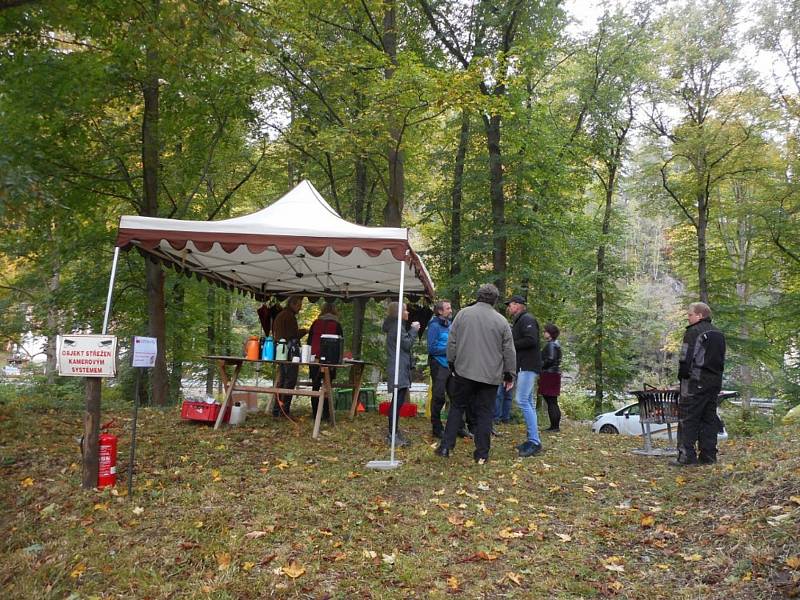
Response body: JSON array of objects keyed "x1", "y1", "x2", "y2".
[{"x1": 261, "y1": 336, "x2": 275, "y2": 360}]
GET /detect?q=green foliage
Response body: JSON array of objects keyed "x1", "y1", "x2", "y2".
[
  {"x1": 557, "y1": 388, "x2": 597, "y2": 421},
  {"x1": 723, "y1": 408, "x2": 776, "y2": 437}
]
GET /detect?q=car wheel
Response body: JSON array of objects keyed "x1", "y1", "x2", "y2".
[{"x1": 599, "y1": 424, "x2": 618, "y2": 434}]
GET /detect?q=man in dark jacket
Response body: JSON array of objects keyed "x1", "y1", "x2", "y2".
[
  {"x1": 675, "y1": 302, "x2": 726, "y2": 466},
  {"x1": 435, "y1": 284, "x2": 515, "y2": 464},
  {"x1": 505, "y1": 295, "x2": 543, "y2": 457},
  {"x1": 271, "y1": 296, "x2": 308, "y2": 417}
]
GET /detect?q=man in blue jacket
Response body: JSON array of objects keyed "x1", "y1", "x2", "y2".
[
  {"x1": 427, "y1": 299, "x2": 452, "y2": 438},
  {"x1": 428, "y1": 299, "x2": 473, "y2": 439}
]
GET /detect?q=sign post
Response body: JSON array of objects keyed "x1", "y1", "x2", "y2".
[
  {"x1": 57, "y1": 335, "x2": 118, "y2": 489},
  {"x1": 128, "y1": 336, "x2": 156, "y2": 497}
]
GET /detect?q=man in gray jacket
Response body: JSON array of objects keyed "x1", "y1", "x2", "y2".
[{"x1": 435, "y1": 283, "x2": 516, "y2": 463}]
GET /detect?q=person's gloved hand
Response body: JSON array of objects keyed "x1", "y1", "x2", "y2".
[{"x1": 503, "y1": 371, "x2": 514, "y2": 383}]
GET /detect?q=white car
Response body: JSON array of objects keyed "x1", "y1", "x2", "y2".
[{"x1": 591, "y1": 402, "x2": 728, "y2": 441}]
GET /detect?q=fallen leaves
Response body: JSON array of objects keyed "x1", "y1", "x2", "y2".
[
  {"x1": 640, "y1": 514, "x2": 655, "y2": 528},
  {"x1": 245, "y1": 530, "x2": 269, "y2": 539},
  {"x1": 216, "y1": 552, "x2": 231, "y2": 571},
  {"x1": 70, "y1": 563, "x2": 86, "y2": 579},
  {"x1": 786, "y1": 556, "x2": 800, "y2": 570},
  {"x1": 555, "y1": 533, "x2": 572, "y2": 542},
  {"x1": 603, "y1": 556, "x2": 625, "y2": 572},
  {"x1": 505, "y1": 571, "x2": 523, "y2": 585},
  {"x1": 498, "y1": 527, "x2": 524, "y2": 539},
  {"x1": 281, "y1": 561, "x2": 305, "y2": 578},
  {"x1": 462, "y1": 551, "x2": 497, "y2": 562},
  {"x1": 681, "y1": 553, "x2": 703, "y2": 562},
  {"x1": 20, "y1": 477, "x2": 34, "y2": 488}
]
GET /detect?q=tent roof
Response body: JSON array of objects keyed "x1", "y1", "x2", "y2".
[{"x1": 115, "y1": 180, "x2": 435, "y2": 301}]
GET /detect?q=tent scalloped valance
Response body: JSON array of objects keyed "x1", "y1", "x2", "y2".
[{"x1": 119, "y1": 230, "x2": 408, "y2": 261}]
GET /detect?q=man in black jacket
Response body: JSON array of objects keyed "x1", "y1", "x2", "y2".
[
  {"x1": 675, "y1": 302, "x2": 726, "y2": 466},
  {"x1": 505, "y1": 295, "x2": 543, "y2": 457}
]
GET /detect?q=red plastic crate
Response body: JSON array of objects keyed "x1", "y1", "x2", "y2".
[
  {"x1": 378, "y1": 401, "x2": 417, "y2": 417},
  {"x1": 180, "y1": 400, "x2": 231, "y2": 423}
]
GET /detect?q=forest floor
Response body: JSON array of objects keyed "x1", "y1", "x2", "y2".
[{"x1": 0, "y1": 395, "x2": 798, "y2": 599}]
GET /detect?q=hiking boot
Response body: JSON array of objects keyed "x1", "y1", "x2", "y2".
[
  {"x1": 544, "y1": 427, "x2": 560, "y2": 432},
  {"x1": 518, "y1": 441, "x2": 542, "y2": 458},
  {"x1": 434, "y1": 444, "x2": 451, "y2": 458},
  {"x1": 698, "y1": 456, "x2": 717, "y2": 465}
]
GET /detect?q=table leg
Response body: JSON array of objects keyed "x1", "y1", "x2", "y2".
[
  {"x1": 323, "y1": 367, "x2": 335, "y2": 428},
  {"x1": 214, "y1": 362, "x2": 241, "y2": 430},
  {"x1": 265, "y1": 363, "x2": 280, "y2": 415},
  {"x1": 348, "y1": 364, "x2": 365, "y2": 420}
]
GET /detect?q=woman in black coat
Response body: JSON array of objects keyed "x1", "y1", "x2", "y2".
[
  {"x1": 382, "y1": 301, "x2": 420, "y2": 446},
  {"x1": 539, "y1": 323, "x2": 563, "y2": 432}
]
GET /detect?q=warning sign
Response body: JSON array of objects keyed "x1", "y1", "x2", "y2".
[{"x1": 57, "y1": 335, "x2": 117, "y2": 378}]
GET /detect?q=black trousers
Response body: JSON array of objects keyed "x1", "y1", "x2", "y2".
[
  {"x1": 442, "y1": 375, "x2": 496, "y2": 461},
  {"x1": 309, "y1": 365, "x2": 336, "y2": 420},
  {"x1": 543, "y1": 395, "x2": 561, "y2": 429},
  {"x1": 429, "y1": 360, "x2": 450, "y2": 435},
  {"x1": 677, "y1": 387, "x2": 720, "y2": 463},
  {"x1": 273, "y1": 363, "x2": 299, "y2": 415}
]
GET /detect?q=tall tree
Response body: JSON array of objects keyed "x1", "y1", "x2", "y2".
[{"x1": 648, "y1": 0, "x2": 755, "y2": 303}]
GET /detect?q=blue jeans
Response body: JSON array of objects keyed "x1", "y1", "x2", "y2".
[
  {"x1": 494, "y1": 385, "x2": 512, "y2": 422},
  {"x1": 515, "y1": 371, "x2": 541, "y2": 445}
]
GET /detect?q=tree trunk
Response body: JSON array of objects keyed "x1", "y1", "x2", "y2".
[
  {"x1": 350, "y1": 156, "x2": 369, "y2": 359},
  {"x1": 449, "y1": 111, "x2": 469, "y2": 310},
  {"x1": 205, "y1": 286, "x2": 216, "y2": 396},
  {"x1": 45, "y1": 254, "x2": 60, "y2": 383},
  {"x1": 594, "y1": 166, "x2": 616, "y2": 414},
  {"x1": 696, "y1": 186, "x2": 709, "y2": 303},
  {"x1": 483, "y1": 113, "x2": 506, "y2": 299},
  {"x1": 382, "y1": 0, "x2": 404, "y2": 228},
  {"x1": 141, "y1": 8, "x2": 168, "y2": 406},
  {"x1": 168, "y1": 279, "x2": 184, "y2": 402}
]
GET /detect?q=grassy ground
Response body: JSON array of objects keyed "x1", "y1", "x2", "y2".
[{"x1": 1, "y1": 396, "x2": 798, "y2": 599}]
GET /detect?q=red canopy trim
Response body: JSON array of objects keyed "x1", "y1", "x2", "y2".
[
  {"x1": 129, "y1": 236, "x2": 435, "y2": 300},
  {"x1": 116, "y1": 228, "x2": 411, "y2": 261}
]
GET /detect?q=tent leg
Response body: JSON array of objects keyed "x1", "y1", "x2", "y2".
[
  {"x1": 102, "y1": 247, "x2": 120, "y2": 335},
  {"x1": 367, "y1": 254, "x2": 406, "y2": 471}
]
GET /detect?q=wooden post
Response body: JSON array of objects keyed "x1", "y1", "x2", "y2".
[{"x1": 82, "y1": 377, "x2": 102, "y2": 489}]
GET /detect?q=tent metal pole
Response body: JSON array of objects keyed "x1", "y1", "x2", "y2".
[
  {"x1": 388, "y1": 255, "x2": 406, "y2": 464},
  {"x1": 102, "y1": 247, "x2": 120, "y2": 335}
]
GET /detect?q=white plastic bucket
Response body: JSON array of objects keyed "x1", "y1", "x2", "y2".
[{"x1": 229, "y1": 401, "x2": 247, "y2": 426}]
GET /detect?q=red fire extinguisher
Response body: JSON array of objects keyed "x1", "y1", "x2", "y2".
[{"x1": 98, "y1": 420, "x2": 117, "y2": 489}]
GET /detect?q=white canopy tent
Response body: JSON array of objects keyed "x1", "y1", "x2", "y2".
[
  {"x1": 105, "y1": 179, "x2": 435, "y2": 469},
  {"x1": 112, "y1": 179, "x2": 434, "y2": 301}
]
